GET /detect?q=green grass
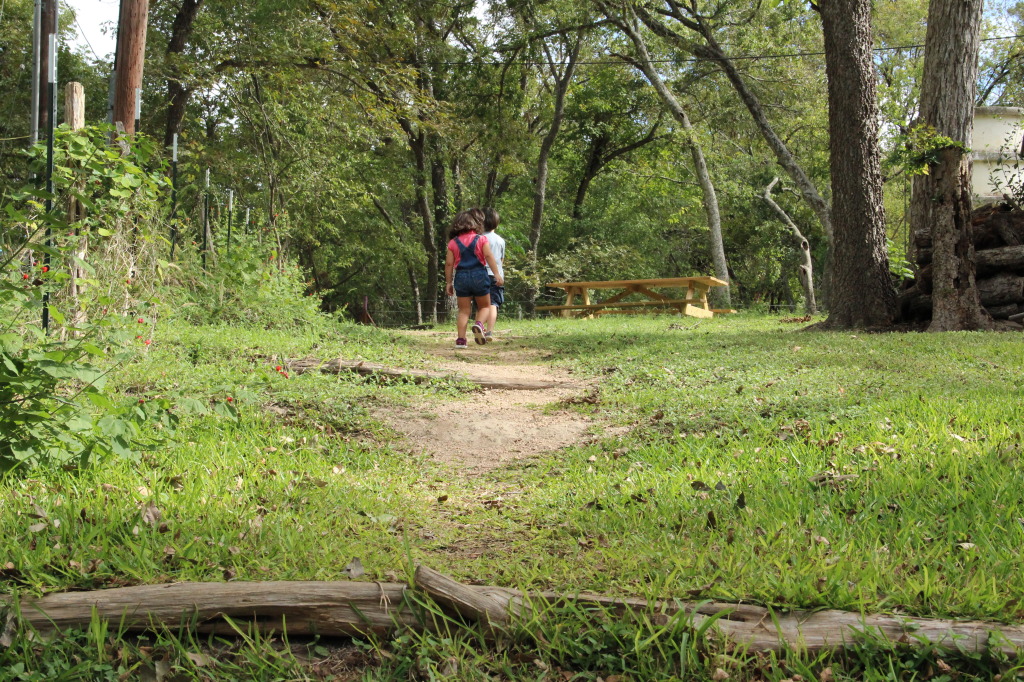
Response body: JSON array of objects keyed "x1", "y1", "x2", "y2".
[{"x1": 2, "y1": 313, "x2": 1024, "y2": 680}]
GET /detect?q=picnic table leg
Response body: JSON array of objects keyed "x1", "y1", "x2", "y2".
[
  {"x1": 561, "y1": 288, "x2": 576, "y2": 318},
  {"x1": 579, "y1": 288, "x2": 593, "y2": 318},
  {"x1": 698, "y1": 285, "x2": 710, "y2": 311}
]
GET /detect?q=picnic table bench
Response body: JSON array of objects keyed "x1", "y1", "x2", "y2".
[{"x1": 537, "y1": 277, "x2": 732, "y2": 318}]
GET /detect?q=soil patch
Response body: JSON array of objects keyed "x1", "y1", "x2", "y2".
[{"x1": 376, "y1": 332, "x2": 614, "y2": 473}]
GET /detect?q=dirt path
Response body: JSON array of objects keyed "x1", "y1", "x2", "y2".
[{"x1": 375, "y1": 331, "x2": 616, "y2": 473}]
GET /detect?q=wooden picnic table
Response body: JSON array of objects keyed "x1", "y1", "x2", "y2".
[{"x1": 538, "y1": 276, "x2": 731, "y2": 318}]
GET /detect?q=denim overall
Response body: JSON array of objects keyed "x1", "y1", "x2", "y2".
[{"x1": 453, "y1": 235, "x2": 490, "y2": 298}]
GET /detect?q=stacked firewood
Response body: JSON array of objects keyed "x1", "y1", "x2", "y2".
[{"x1": 902, "y1": 203, "x2": 1024, "y2": 326}]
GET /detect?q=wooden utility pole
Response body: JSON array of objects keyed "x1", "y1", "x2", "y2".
[{"x1": 112, "y1": 0, "x2": 150, "y2": 134}]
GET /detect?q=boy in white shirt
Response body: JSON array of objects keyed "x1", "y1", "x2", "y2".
[{"x1": 481, "y1": 208, "x2": 505, "y2": 341}]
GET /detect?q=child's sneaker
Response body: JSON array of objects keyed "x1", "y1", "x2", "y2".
[
  {"x1": 471, "y1": 321, "x2": 486, "y2": 345},
  {"x1": 484, "y1": 331, "x2": 493, "y2": 343},
  {"x1": 454, "y1": 337, "x2": 468, "y2": 349}
]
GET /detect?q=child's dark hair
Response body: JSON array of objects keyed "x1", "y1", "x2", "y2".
[
  {"x1": 483, "y1": 207, "x2": 500, "y2": 232},
  {"x1": 449, "y1": 210, "x2": 482, "y2": 240}
]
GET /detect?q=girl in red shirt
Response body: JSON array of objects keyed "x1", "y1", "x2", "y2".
[{"x1": 445, "y1": 211, "x2": 504, "y2": 348}]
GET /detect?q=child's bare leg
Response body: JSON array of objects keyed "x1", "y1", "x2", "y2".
[
  {"x1": 485, "y1": 304, "x2": 498, "y2": 332},
  {"x1": 474, "y1": 295, "x2": 491, "y2": 325},
  {"x1": 457, "y1": 297, "x2": 472, "y2": 338}
]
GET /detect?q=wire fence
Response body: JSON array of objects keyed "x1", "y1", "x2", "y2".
[{"x1": 359, "y1": 299, "x2": 809, "y2": 326}]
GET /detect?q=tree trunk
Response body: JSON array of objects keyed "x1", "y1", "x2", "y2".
[
  {"x1": 912, "y1": 0, "x2": 992, "y2": 331},
  {"x1": 693, "y1": 39, "x2": 833, "y2": 245},
  {"x1": 430, "y1": 147, "x2": 450, "y2": 320},
  {"x1": 408, "y1": 264, "x2": 423, "y2": 325},
  {"x1": 571, "y1": 124, "x2": 664, "y2": 222},
  {"x1": 406, "y1": 130, "x2": 439, "y2": 324},
  {"x1": 633, "y1": 5, "x2": 833, "y2": 244},
  {"x1": 816, "y1": 0, "x2": 897, "y2": 328},
  {"x1": 431, "y1": 151, "x2": 450, "y2": 232},
  {"x1": 163, "y1": 0, "x2": 204, "y2": 147},
  {"x1": 572, "y1": 137, "x2": 607, "y2": 221},
  {"x1": 112, "y1": 0, "x2": 149, "y2": 134},
  {"x1": 763, "y1": 178, "x2": 816, "y2": 315},
  {"x1": 526, "y1": 37, "x2": 582, "y2": 314},
  {"x1": 451, "y1": 157, "x2": 464, "y2": 211},
  {"x1": 611, "y1": 8, "x2": 730, "y2": 307}
]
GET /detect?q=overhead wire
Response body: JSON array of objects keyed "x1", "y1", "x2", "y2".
[
  {"x1": 73, "y1": 14, "x2": 103, "y2": 62},
  {"x1": 392, "y1": 33, "x2": 1024, "y2": 68}
]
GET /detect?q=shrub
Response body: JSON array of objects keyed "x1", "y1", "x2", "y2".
[{"x1": 0, "y1": 126, "x2": 175, "y2": 470}]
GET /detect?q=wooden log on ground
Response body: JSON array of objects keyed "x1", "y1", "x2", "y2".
[
  {"x1": 414, "y1": 567, "x2": 1024, "y2": 655},
  {"x1": 7, "y1": 571, "x2": 1024, "y2": 657},
  {"x1": 977, "y1": 244, "x2": 1024, "y2": 276},
  {"x1": 288, "y1": 358, "x2": 565, "y2": 391},
  {"x1": 4, "y1": 581, "x2": 415, "y2": 638},
  {"x1": 898, "y1": 285, "x2": 932, "y2": 321},
  {"x1": 987, "y1": 303, "x2": 1024, "y2": 319},
  {"x1": 413, "y1": 566, "x2": 523, "y2": 632},
  {"x1": 978, "y1": 273, "x2": 1024, "y2": 306},
  {"x1": 918, "y1": 245, "x2": 1024, "y2": 275},
  {"x1": 917, "y1": 206, "x2": 1024, "y2": 252},
  {"x1": 913, "y1": 228, "x2": 932, "y2": 250}
]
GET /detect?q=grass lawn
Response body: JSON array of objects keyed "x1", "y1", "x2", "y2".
[{"x1": 2, "y1": 314, "x2": 1023, "y2": 680}]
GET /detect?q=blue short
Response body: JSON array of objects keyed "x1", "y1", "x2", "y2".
[
  {"x1": 454, "y1": 267, "x2": 490, "y2": 298},
  {"x1": 489, "y1": 276, "x2": 505, "y2": 307}
]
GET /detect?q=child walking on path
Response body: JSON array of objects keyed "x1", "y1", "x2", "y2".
[
  {"x1": 481, "y1": 208, "x2": 505, "y2": 341},
  {"x1": 445, "y1": 211, "x2": 504, "y2": 348}
]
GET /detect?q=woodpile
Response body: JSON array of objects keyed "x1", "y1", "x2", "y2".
[
  {"x1": 903, "y1": 203, "x2": 1024, "y2": 327},
  {"x1": 4, "y1": 566, "x2": 1024, "y2": 656}
]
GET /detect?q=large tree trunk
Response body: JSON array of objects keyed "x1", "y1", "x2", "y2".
[
  {"x1": 912, "y1": 0, "x2": 992, "y2": 331},
  {"x1": 816, "y1": 0, "x2": 897, "y2": 328},
  {"x1": 525, "y1": 37, "x2": 581, "y2": 314},
  {"x1": 610, "y1": 7, "x2": 730, "y2": 307}
]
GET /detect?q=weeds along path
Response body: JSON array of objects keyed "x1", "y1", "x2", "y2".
[{"x1": 377, "y1": 331, "x2": 615, "y2": 474}]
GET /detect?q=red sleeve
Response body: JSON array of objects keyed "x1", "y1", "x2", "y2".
[{"x1": 448, "y1": 239, "x2": 460, "y2": 269}]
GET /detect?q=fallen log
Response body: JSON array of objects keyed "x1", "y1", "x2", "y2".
[
  {"x1": 915, "y1": 245, "x2": 1024, "y2": 276},
  {"x1": 287, "y1": 358, "x2": 566, "y2": 391},
  {"x1": 4, "y1": 581, "x2": 415, "y2": 638},
  {"x1": 988, "y1": 303, "x2": 1024, "y2": 319},
  {"x1": 978, "y1": 273, "x2": 1024, "y2": 306},
  {"x1": 915, "y1": 205, "x2": 1024, "y2": 252},
  {"x1": 897, "y1": 285, "x2": 932, "y2": 321},
  {"x1": 412, "y1": 566, "x2": 1024, "y2": 656},
  {"x1": 5, "y1": 571, "x2": 1024, "y2": 657}
]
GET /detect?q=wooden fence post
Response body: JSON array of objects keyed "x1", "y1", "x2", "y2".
[{"x1": 65, "y1": 83, "x2": 88, "y2": 332}]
